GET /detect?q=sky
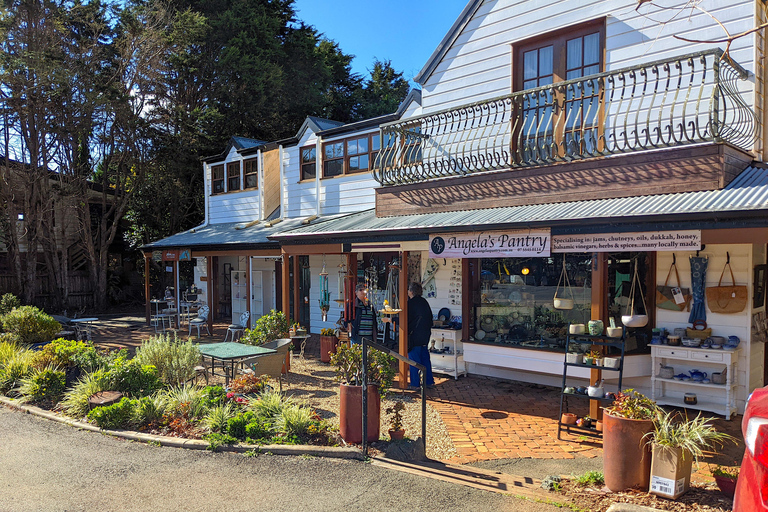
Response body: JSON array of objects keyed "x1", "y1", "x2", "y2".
[{"x1": 292, "y1": 0, "x2": 470, "y2": 85}]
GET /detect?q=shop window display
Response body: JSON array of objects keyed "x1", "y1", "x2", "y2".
[
  {"x1": 471, "y1": 256, "x2": 592, "y2": 351},
  {"x1": 607, "y1": 252, "x2": 652, "y2": 352}
]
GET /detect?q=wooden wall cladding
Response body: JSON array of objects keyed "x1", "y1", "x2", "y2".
[
  {"x1": 263, "y1": 148, "x2": 281, "y2": 218},
  {"x1": 374, "y1": 143, "x2": 753, "y2": 217}
]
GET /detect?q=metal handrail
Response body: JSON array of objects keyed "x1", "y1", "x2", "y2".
[
  {"x1": 373, "y1": 48, "x2": 757, "y2": 186},
  {"x1": 361, "y1": 337, "x2": 427, "y2": 457}
]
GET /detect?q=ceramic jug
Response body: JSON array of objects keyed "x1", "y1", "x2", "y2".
[{"x1": 689, "y1": 369, "x2": 707, "y2": 381}]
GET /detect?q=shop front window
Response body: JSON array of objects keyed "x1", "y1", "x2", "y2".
[
  {"x1": 470, "y1": 256, "x2": 592, "y2": 350},
  {"x1": 607, "y1": 252, "x2": 653, "y2": 352}
]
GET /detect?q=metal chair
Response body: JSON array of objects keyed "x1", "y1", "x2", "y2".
[
  {"x1": 188, "y1": 305, "x2": 211, "y2": 338},
  {"x1": 242, "y1": 351, "x2": 287, "y2": 391},
  {"x1": 225, "y1": 311, "x2": 250, "y2": 342}
]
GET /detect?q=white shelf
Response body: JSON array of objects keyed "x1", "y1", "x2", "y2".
[
  {"x1": 651, "y1": 345, "x2": 740, "y2": 420},
  {"x1": 430, "y1": 328, "x2": 466, "y2": 379}
]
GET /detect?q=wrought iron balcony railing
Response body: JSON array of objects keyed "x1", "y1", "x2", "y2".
[{"x1": 373, "y1": 49, "x2": 756, "y2": 186}]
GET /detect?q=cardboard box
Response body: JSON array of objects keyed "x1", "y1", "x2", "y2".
[{"x1": 649, "y1": 444, "x2": 693, "y2": 499}]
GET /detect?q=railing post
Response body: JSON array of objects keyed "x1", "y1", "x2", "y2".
[{"x1": 362, "y1": 335, "x2": 368, "y2": 457}]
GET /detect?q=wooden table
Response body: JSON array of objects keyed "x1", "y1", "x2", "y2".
[{"x1": 198, "y1": 342, "x2": 276, "y2": 386}]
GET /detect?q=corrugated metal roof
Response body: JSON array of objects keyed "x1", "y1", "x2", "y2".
[
  {"x1": 232, "y1": 136, "x2": 266, "y2": 150},
  {"x1": 273, "y1": 164, "x2": 768, "y2": 239},
  {"x1": 143, "y1": 217, "x2": 306, "y2": 250}
]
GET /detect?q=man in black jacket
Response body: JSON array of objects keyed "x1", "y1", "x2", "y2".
[{"x1": 407, "y1": 282, "x2": 434, "y2": 388}]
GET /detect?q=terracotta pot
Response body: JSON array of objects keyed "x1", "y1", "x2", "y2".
[
  {"x1": 339, "y1": 384, "x2": 380, "y2": 443},
  {"x1": 389, "y1": 428, "x2": 405, "y2": 441},
  {"x1": 561, "y1": 412, "x2": 577, "y2": 425},
  {"x1": 713, "y1": 475, "x2": 737, "y2": 498},
  {"x1": 320, "y1": 335, "x2": 339, "y2": 363},
  {"x1": 595, "y1": 420, "x2": 603, "y2": 432},
  {"x1": 603, "y1": 412, "x2": 654, "y2": 491}
]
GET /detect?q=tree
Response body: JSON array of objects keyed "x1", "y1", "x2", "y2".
[{"x1": 358, "y1": 60, "x2": 410, "y2": 121}]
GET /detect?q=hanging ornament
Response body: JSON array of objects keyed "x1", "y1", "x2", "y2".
[
  {"x1": 319, "y1": 256, "x2": 330, "y2": 321},
  {"x1": 381, "y1": 256, "x2": 402, "y2": 314},
  {"x1": 335, "y1": 262, "x2": 347, "y2": 305}
]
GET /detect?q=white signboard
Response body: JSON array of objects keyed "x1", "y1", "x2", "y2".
[
  {"x1": 429, "y1": 229, "x2": 551, "y2": 258},
  {"x1": 552, "y1": 230, "x2": 701, "y2": 253}
]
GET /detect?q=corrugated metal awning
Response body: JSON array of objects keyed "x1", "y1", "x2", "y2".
[{"x1": 272, "y1": 164, "x2": 768, "y2": 240}]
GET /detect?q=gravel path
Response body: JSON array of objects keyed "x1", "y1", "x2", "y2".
[{"x1": 285, "y1": 355, "x2": 457, "y2": 460}]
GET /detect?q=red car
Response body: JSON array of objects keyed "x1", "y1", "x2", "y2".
[{"x1": 734, "y1": 385, "x2": 768, "y2": 511}]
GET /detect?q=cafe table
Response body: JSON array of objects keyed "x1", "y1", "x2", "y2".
[
  {"x1": 70, "y1": 317, "x2": 99, "y2": 341},
  {"x1": 198, "y1": 342, "x2": 276, "y2": 386}
]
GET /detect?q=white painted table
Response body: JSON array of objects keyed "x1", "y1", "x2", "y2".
[
  {"x1": 651, "y1": 345, "x2": 740, "y2": 420},
  {"x1": 70, "y1": 318, "x2": 98, "y2": 341}
]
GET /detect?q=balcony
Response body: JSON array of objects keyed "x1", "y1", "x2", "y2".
[{"x1": 373, "y1": 49, "x2": 756, "y2": 188}]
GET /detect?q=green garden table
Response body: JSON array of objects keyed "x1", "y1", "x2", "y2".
[{"x1": 198, "y1": 342, "x2": 276, "y2": 386}]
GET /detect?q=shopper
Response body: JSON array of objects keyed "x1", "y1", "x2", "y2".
[
  {"x1": 407, "y1": 282, "x2": 434, "y2": 388},
  {"x1": 348, "y1": 283, "x2": 377, "y2": 344}
]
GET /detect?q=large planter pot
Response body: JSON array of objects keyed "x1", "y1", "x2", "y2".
[
  {"x1": 713, "y1": 475, "x2": 737, "y2": 498},
  {"x1": 603, "y1": 412, "x2": 655, "y2": 492},
  {"x1": 339, "y1": 383, "x2": 380, "y2": 444},
  {"x1": 320, "y1": 335, "x2": 339, "y2": 363}
]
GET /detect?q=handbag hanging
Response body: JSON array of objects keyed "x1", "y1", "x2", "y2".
[
  {"x1": 706, "y1": 253, "x2": 748, "y2": 314},
  {"x1": 656, "y1": 254, "x2": 692, "y2": 312},
  {"x1": 622, "y1": 259, "x2": 649, "y2": 327},
  {"x1": 553, "y1": 255, "x2": 574, "y2": 310}
]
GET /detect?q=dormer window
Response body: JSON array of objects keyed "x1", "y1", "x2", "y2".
[
  {"x1": 212, "y1": 164, "x2": 225, "y2": 194},
  {"x1": 227, "y1": 162, "x2": 241, "y2": 192},
  {"x1": 301, "y1": 146, "x2": 316, "y2": 180},
  {"x1": 244, "y1": 158, "x2": 258, "y2": 189}
]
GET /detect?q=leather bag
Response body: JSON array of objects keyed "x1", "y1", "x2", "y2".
[
  {"x1": 656, "y1": 258, "x2": 691, "y2": 312},
  {"x1": 706, "y1": 260, "x2": 748, "y2": 314}
]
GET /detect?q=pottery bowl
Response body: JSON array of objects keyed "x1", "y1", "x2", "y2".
[
  {"x1": 554, "y1": 298, "x2": 574, "y2": 310},
  {"x1": 621, "y1": 314, "x2": 649, "y2": 328},
  {"x1": 606, "y1": 327, "x2": 623, "y2": 338},
  {"x1": 569, "y1": 324, "x2": 586, "y2": 335}
]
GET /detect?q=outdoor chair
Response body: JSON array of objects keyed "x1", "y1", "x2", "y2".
[
  {"x1": 189, "y1": 305, "x2": 211, "y2": 338},
  {"x1": 241, "y1": 351, "x2": 286, "y2": 391},
  {"x1": 224, "y1": 311, "x2": 250, "y2": 342}
]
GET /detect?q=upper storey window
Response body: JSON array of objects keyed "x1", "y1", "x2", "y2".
[
  {"x1": 212, "y1": 164, "x2": 225, "y2": 194},
  {"x1": 301, "y1": 146, "x2": 316, "y2": 180},
  {"x1": 227, "y1": 162, "x2": 241, "y2": 192},
  {"x1": 244, "y1": 158, "x2": 258, "y2": 189},
  {"x1": 321, "y1": 133, "x2": 380, "y2": 178}
]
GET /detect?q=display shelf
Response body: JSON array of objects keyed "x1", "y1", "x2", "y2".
[
  {"x1": 429, "y1": 328, "x2": 466, "y2": 380},
  {"x1": 557, "y1": 330, "x2": 626, "y2": 440},
  {"x1": 651, "y1": 345, "x2": 740, "y2": 420}
]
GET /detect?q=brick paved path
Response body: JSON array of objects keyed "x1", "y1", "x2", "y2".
[{"x1": 426, "y1": 375, "x2": 603, "y2": 464}]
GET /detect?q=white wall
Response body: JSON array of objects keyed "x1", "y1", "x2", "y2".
[
  {"x1": 656, "y1": 244, "x2": 753, "y2": 411},
  {"x1": 420, "y1": 0, "x2": 755, "y2": 115}
]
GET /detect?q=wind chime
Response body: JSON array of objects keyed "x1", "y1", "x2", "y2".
[
  {"x1": 318, "y1": 256, "x2": 330, "y2": 321},
  {"x1": 384, "y1": 257, "x2": 401, "y2": 312}
]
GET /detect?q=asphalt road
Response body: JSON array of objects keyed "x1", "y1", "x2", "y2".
[{"x1": 0, "y1": 406, "x2": 563, "y2": 512}]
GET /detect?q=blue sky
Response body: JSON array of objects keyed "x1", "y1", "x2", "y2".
[{"x1": 292, "y1": 0, "x2": 469, "y2": 84}]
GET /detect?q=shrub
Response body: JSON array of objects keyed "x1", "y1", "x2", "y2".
[
  {"x1": 0, "y1": 349, "x2": 37, "y2": 394},
  {"x1": 202, "y1": 402, "x2": 237, "y2": 433},
  {"x1": 0, "y1": 293, "x2": 20, "y2": 316},
  {"x1": 61, "y1": 371, "x2": 111, "y2": 418},
  {"x1": 227, "y1": 411, "x2": 256, "y2": 440},
  {"x1": 163, "y1": 383, "x2": 207, "y2": 418},
  {"x1": 37, "y1": 338, "x2": 99, "y2": 370},
  {"x1": 0, "y1": 333, "x2": 20, "y2": 345},
  {"x1": 106, "y1": 356, "x2": 162, "y2": 397},
  {"x1": 0, "y1": 306, "x2": 61, "y2": 345},
  {"x1": 0, "y1": 340, "x2": 21, "y2": 367},
  {"x1": 18, "y1": 366, "x2": 66, "y2": 403},
  {"x1": 278, "y1": 403, "x2": 316, "y2": 436},
  {"x1": 244, "y1": 421, "x2": 270, "y2": 441},
  {"x1": 241, "y1": 309, "x2": 288, "y2": 346},
  {"x1": 87, "y1": 397, "x2": 137, "y2": 429},
  {"x1": 199, "y1": 385, "x2": 227, "y2": 410},
  {"x1": 248, "y1": 389, "x2": 293, "y2": 425},
  {"x1": 227, "y1": 373, "x2": 270, "y2": 395},
  {"x1": 134, "y1": 333, "x2": 201, "y2": 386},
  {"x1": 132, "y1": 395, "x2": 166, "y2": 427},
  {"x1": 330, "y1": 343, "x2": 396, "y2": 395}
]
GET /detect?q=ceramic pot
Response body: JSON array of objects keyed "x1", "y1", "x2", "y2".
[
  {"x1": 320, "y1": 335, "x2": 339, "y2": 363},
  {"x1": 565, "y1": 353, "x2": 582, "y2": 364},
  {"x1": 339, "y1": 384, "x2": 380, "y2": 443},
  {"x1": 554, "y1": 297, "x2": 574, "y2": 310},
  {"x1": 389, "y1": 428, "x2": 405, "y2": 441},
  {"x1": 569, "y1": 324, "x2": 585, "y2": 335},
  {"x1": 603, "y1": 413, "x2": 654, "y2": 491},
  {"x1": 595, "y1": 420, "x2": 603, "y2": 432},
  {"x1": 588, "y1": 320, "x2": 604, "y2": 336},
  {"x1": 561, "y1": 412, "x2": 577, "y2": 425},
  {"x1": 713, "y1": 475, "x2": 737, "y2": 498},
  {"x1": 621, "y1": 314, "x2": 649, "y2": 328},
  {"x1": 606, "y1": 327, "x2": 623, "y2": 338}
]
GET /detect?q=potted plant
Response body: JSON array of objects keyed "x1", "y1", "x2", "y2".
[
  {"x1": 602, "y1": 389, "x2": 659, "y2": 492},
  {"x1": 711, "y1": 465, "x2": 739, "y2": 498},
  {"x1": 386, "y1": 401, "x2": 406, "y2": 441},
  {"x1": 320, "y1": 328, "x2": 339, "y2": 363},
  {"x1": 330, "y1": 343, "x2": 395, "y2": 444},
  {"x1": 645, "y1": 411, "x2": 735, "y2": 499}
]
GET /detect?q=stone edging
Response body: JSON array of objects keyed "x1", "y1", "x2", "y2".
[{"x1": 0, "y1": 396, "x2": 363, "y2": 460}]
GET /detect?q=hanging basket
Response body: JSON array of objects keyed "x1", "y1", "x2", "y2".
[
  {"x1": 622, "y1": 259, "x2": 649, "y2": 328},
  {"x1": 554, "y1": 255, "x2": 575, "y2": 310}
]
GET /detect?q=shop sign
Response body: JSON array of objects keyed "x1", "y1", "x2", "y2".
[
  {"x1": 162, "y1": 250, "x2": 178, "y2": 261},
  {"x1": 179, "y1": 248, "x2": 191, "y2": 261},
  {"x1": 429, "y1": 229, "x2": 551, "y2": 258},
  {"x1": 552, "y1": 230, "x2": 701, "y2": 253}
]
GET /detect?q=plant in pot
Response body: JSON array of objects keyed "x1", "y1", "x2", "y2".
[
  {"x1": 711, "y1": 465, "x2": 739, "y2": 498},
  {"x1": 386, "y1": 401, "x2": 406, "y2": 441},
  {"x1": 330, "y1": 343, "x2": 395, "y2": 444},
  {"x1": 602, "y1": 389, "x2": 659, "y2": 492},
  {"x1": 320, "y1": 328, "x2": 339, "y2": 364},
  {"x1": 644, "y1": 410, "x2": 735, "y2": 499}
]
